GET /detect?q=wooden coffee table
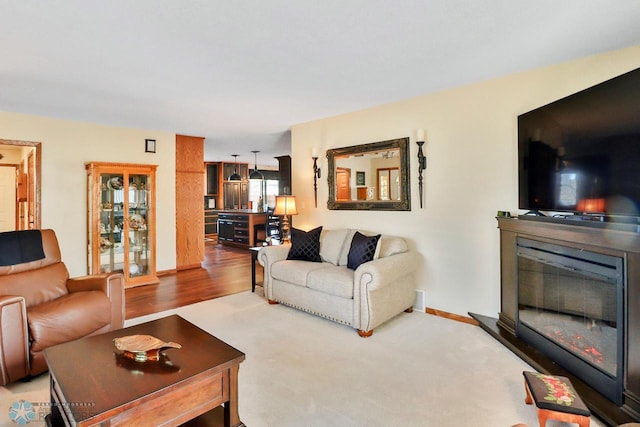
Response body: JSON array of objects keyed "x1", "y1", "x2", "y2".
[{"x1": 44, "y1": 314, "x2": 245, "y2": 426}]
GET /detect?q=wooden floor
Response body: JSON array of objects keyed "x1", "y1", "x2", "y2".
[{"x1": 125, "y1": 242, "x2": 261, "y2": 319}]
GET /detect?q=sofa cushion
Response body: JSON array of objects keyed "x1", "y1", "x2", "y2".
[
  {"x1": 0, "y1": 262, "x2": 69, "y2": 308},
  {"x1": 272, "y1": 260, "x2": 326, "y2": 287},
  {"x1": 287, "y1": 226, "x2": 322, "y2": 262},
  {"x1": 347, "y1": 232, "x2": 381, "y2": 270},
  {"x1": 27, "y1": 291, "x2": 111, "y2": 352},
  {"x1": 378, "y1": 236, "x2": 408, "y2": 258},
  {"x1": 338, "y1": 230, "x2": 358, "y2": 266},
  {"x1": 307, "y1": 265, "x2": 354, "y2": 299},
  {"x1": 320, "y1": 229, "x2": 350, "y2": 265}
]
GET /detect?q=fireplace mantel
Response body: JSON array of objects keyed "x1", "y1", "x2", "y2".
[{"x1": 482, "y1": 217, "x2": 640, "y2": 426}]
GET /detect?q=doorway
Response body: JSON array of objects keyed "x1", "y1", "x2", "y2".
[
  {"x1": 377, "y1": 167, "x2": 399, "y2": 201},
  {"x1": 336, "y1": 167, "x2": 351, "y2": 201},
  {"x1": 0, "y1": 139, "x2": 41, "y2": 231}
]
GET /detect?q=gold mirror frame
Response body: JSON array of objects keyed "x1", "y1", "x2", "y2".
[{"x1": 327, "y1": 137, "x2": 411, "y2": 211}]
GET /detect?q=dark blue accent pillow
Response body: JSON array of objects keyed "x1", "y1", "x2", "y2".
[
  {"x1": 287, "y1": 226, "x2": 323, "y2": 262},
  {"x1": 347, "y1": 232, "x2": 381, "y2": 270}
]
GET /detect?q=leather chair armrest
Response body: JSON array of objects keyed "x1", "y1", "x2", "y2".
[
  {"x1": 67, "y1": 274, "x2": 112, "y2": 294},
  {"x1": 0, "y1": 296, "x2": 29, "y2": 385},
  {"x1": 67, "y1": 273, "x2": 125, "y2": 329}
]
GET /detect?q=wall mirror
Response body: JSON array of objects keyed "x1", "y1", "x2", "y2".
[{"x1": 327, "y1": 137, "x2": 410, "y2": 211}]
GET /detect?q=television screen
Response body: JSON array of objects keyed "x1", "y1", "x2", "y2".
[{"x1": 518, "y1": 67, "x2": 640, "y2": 218}]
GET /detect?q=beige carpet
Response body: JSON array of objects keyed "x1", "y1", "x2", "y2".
[{"x1": 1, "y1": 290, "x2": 606, "y2": 426}]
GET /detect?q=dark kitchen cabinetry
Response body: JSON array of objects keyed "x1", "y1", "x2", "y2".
[
  {"x1": 217, "y1": 211, "x2": 266, "y2": 248},
  {"x1": 275, "y1": 155, "x2": 291, "y2": 195}
]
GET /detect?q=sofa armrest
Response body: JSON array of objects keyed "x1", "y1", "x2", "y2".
[
  {"x1": 353, "y1": 251, "x2": 420, "y2": 331},
  {"x1": 258, "y1": 245, "x2": 290, "y2": 299},
  {"x1": 67, "y1": 273, "x2": 125, "y2": 329},
  {"x1": 0, "y1": 296, "x2": 29, "y2": 385},
  {"x1": 354, "y1": 251, "x2": 419, "y2": 290},
  {"x1": 257, "y1": 245, "x2": 290, "y2": 266}
]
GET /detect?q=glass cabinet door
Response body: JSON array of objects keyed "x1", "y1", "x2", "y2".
[
  {"x1": 98, "y1": 173, "x2": 125, "y2": 275},
  {"x1": 127, "y1": 174, "x2": 151, "y2": 278}
]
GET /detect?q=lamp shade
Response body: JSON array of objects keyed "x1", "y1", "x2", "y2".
[
  {"x1": 228, "y1": 154, "x2": 242, "y2": 181},
  {"x1": 249, "y1": 150, "x2": 264, "y2": 180},
  {"x1": 249, "y1": 169, "x2": 264, "y2": 180},
  {"x1": 273, "y1": 195, "x2": 298, "y2": 216}
]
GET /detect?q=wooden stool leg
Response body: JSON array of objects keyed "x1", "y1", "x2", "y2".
[
  {"x1": 524, "y1": 379, "x2": 533, "y2": 405},
  {"x1": 536, "y1": 409, "x2": 548, "y2": 427},
  {"x1": 579, "y1": 415, "x2": 590, "y2": 427},
  {"x1": 536, "y1": 409, "x2": 590, "y2": 427}
]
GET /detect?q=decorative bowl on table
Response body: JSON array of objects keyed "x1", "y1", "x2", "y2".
[{"x1": 113, "y1": 335, "x2": 181, "y2": 362}]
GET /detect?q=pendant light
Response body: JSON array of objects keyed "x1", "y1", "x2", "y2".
[
  {"x1": 228, "y1": 154, "x2": 242, "y2": 181},
  {"x1": 249, "y1": 151, "x2": 264, "y2": 180}
]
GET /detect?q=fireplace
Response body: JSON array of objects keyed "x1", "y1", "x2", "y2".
[
  {"x1": 484, "y1": 217, "x2": 640, "y2": 425},
  {"x1": 516, "y1": 237, "x2": 624, "y2": 405}
]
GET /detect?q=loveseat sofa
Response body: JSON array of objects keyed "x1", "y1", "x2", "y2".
[{"x1": 258, "y1": 227, "x2": 418, "y2": 337}]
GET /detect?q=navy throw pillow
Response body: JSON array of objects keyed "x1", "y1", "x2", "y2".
[
  {"x1": 347, "y1": 232, "x2": 381, "y2": 270},
  {"x1": 287, "y1": 226, "x2": 323, "y2": 262}
]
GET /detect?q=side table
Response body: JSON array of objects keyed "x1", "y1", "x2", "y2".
[{"x1": 250, "y1": 246, "x2": 262, "y2": 292}]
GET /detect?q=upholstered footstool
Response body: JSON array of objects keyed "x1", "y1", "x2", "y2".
[{"x1": 523, "y1": 371, "x2": 591, "y2": 427}]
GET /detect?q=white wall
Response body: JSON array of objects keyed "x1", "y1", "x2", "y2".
[
  {"x1": 0, "y1": 112, "x2": 176, "y2": 276},
  {"x1": 291, "y1": 45, "x2": 640, "y2": 318}
]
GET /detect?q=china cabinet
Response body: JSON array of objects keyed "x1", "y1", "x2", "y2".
[{"x1": 86, "y1": 162, "x2": 158, "y2": 287}]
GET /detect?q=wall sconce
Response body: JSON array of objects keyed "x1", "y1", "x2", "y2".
[
  {"x1": 416, "y1": 129, "x2": 427, "y2": 208},
  {"x1": 312, "y1": 148, "x2": 321, "y2": 208}
]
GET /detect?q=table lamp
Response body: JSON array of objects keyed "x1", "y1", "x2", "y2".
[{"x1": 273, "y1": 195, "x2": 298, "y2": 242}]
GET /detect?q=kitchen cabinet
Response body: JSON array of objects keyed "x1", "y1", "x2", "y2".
[{"x1": 217, "y1": 211, "x2": 266, "y2": 247}]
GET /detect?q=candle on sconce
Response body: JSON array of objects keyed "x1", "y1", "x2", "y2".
[
  {"x1": 416, "y1": 129, "x2": 425, "y2": 142},
  {"x1": 311, "y1": 147, "x2": 318, "y2": 158}
]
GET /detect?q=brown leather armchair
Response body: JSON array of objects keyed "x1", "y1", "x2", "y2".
[{"x1": 0, "y1": 229, "x2": 124, "y2": 385}]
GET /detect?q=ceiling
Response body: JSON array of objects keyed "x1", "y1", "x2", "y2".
[{"x1": 1, "y1": 1, "x2": 639, "y2": 166}]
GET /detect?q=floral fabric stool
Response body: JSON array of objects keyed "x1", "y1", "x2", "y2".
[{"x1": 523, "y1": 371, "x2": 591, "y2": 427}]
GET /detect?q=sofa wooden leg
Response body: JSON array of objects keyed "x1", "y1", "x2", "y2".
[
  {"x1": 357, "y1": 329, "x2": 373, "y2": 338},
  {"x1": 267, "y1": 299, "x2": 279, "y2": 305},
  {"x1": 404, "y1": 307, "x2": 413, "y2": 313}
]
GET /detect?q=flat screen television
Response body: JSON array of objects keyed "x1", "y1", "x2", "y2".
[{"x1": 518, "y1": 67, "x2": 640, "y2": 220}]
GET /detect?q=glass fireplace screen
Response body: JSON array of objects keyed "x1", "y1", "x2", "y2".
[{"x1": 517, "y1": 238, "x2": 623, "y2": 378}]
